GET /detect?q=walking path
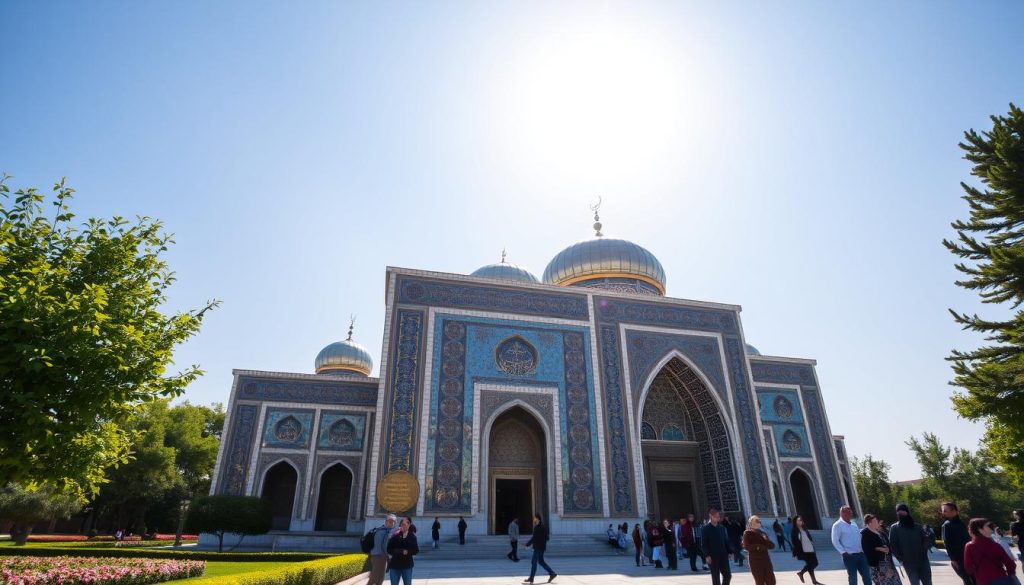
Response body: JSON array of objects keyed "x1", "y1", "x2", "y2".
[{"x1": 408, "y1": 550, "x2": 992, "y2": 585}]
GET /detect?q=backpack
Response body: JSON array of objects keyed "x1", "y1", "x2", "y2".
[{"x1": 360, "y1": 527, "x2": 378, "y2": 553}]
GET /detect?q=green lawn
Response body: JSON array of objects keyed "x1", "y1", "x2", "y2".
[{"x1": 187, "y1": 561, "x2": 295, "y2": 579}]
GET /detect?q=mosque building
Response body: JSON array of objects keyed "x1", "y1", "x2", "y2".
[{"x1": 208, "y1": 209, "x2": 860, "y2": 547}]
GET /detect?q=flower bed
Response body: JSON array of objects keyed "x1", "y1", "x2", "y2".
[
  {"x1": 24, "y1": 536, "x2": 88, "y2": 543},
  {"x1": 150, "y1": 535, "x2": 198, "y2": 542},
  {"x1": 0, "y1": 556, "x2": 205, "y2": 584}
]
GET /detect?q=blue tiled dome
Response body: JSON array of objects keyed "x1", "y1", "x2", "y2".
[
  {"x1": 470, "y1": 262, "x2": 539, "y2": 284},
  {"x1": 315, "y1": 336, "x2": 373, "y2": 376},
  {"x1": 745, "y1": 344, "x2": 761, "y2": 356},
  {"x1": 542, "y1": 237, "x2": 666, "y2": 295}
]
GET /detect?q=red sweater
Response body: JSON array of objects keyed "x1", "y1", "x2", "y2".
[{"x1": 963, "y1": 536, "x2": 1016, "y2": 585}]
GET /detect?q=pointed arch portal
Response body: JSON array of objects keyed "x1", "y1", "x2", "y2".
[
  {"x1": 639, "y1": 356, "x2": 743, "y2": 520},
  {"x1": 261, "y1": 461, "x2": 298, "y2": 531}
]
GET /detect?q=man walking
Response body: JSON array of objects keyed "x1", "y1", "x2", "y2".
[
  {"x1": 458, "y1": 516, "x2": 468, "y2": 545},
  {"x1": 831, "y1": 506, "x2": 870, "y2": 585},
  {"x1": 681, "y1": 516, "x2": 699, "y2": 571},
  {"x1": 941, "y1": 502, "x2": 972, "y2": 585},
  {"x1": 702, "y1": 509, "x2": 734, "y2": 585},
  {"x1": 524, "y1": 514, "x2": 556, "y2": 583},
  {"x1": 431, "y1": 517, "x2": 440, "y2": 549},
  {"x1": 367, "y1": 514, "x2": 396, "y2": 585},
  {"x1": 889, "y1": 503, "x2": 932, "y2": 585},
  {"x1": 773, "y1": 519, "x2": 787, "y2": 552},
  {"x1": 508, "y1": 517, "x2": 520, "y2": 562}
]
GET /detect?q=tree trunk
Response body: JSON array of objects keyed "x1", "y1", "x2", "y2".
[
  {"x1": 217, "y1": 532, "x2": 224, "y2": 553},
  {"x1": 11, "y1": 523, "x2": 31, "y2": 546}
]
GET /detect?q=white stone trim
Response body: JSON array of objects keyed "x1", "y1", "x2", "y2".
[
  {"x1": 586, "y1": 295, "x2": 610, "y2": 517},
  {"x1": 231, "y1": 368, "x2": 380, "y2": 383},
  {"x1": 761, "y1": 425, "x2": 792, "y2": 517}
]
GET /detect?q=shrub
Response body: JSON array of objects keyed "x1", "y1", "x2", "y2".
[
  {"x1": 193, "y1": 554, "x2": 366, "y2": 585},
  {"x1": 0, "y1": 555, "x2": 205, "y2": 584},
  {"x1": 185, "y1": 496, "x2": 271, "y2": 553},
  {"x1": 0, "y1": 545, "x2": 333, "y2": 562},
  {"x1": 25, "y1": 535, "x2": 89, "y2": 542}
]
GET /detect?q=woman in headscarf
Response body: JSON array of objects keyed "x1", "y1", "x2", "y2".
[{"x1": 743, "y1": 515, "x2": 776, "y2": 585}]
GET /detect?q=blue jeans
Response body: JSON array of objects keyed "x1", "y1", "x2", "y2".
[
  {"x1": 843, "y1": 553, "x2": 871, "y2": 585},
  {"x1": 529, "y1": 549, "x2": 554, "y2": 581},
  {"x1": 389, "y1": 568, "x2": 412, "y2": 585}
]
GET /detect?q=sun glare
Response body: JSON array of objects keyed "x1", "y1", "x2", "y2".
[{"x1": 494, "y1": 22, "x2": 692, "y2": 187}]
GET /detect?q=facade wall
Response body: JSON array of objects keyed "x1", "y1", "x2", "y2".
[{"x1": 209, "y1": 267, "x2": 855, "y2": 538}]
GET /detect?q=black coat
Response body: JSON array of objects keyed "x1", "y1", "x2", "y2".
[
  {"x1": 431, "y1": 521, "x2": 440, "y2": 540},
  {"x1": 861, "y1": 528, "x2": 889, "y2": 568},
  {"x1": 942, "y1": 517, "x2": 970, "y2": 564},
  {"x1": 457, "y1": 519, "x2": 467, "y2": 534},
  {"x1": 701, "y1": 522, "x2": 733, "y2": 559},
  {"x1": 387, "y1": 532, "x2": 419, "y2": 570},
  {"x1": 791, "y1": 526, "x2": 814, "y2": 560},
  {"x1": 527, "y1": 522, "x2": 549, "y2": 552}
]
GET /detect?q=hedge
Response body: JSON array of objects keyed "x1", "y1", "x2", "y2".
[
  {"x1": 0, "y1": 545, "x2": 336, "y2": 562},
  {"x1": 190, "y1": 554, "x2": 367, "y2": 585}
]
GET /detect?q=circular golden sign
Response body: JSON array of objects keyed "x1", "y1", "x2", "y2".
[{"x1": 377, "y1": 470, "x2": 420, "y2": 513}]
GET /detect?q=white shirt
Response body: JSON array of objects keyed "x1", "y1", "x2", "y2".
[
  {"x1": 800, "y1": 529, "x2": 815, "y2": 553},
  {"x1": 832, "y1": 519, "x2": 863, "y2": 555}
]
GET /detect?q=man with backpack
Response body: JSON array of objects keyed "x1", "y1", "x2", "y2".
[{"x1": 364, "y1": 514, "x2": 396, "y2": 585}]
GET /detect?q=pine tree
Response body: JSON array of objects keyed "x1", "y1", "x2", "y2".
[{"x1": 944, "y1": 103, "x2": 1024, "y2": 487}]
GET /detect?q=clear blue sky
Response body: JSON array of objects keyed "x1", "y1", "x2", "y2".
[{"x1": 3, "y1": 1, "x2": 1023, "y2": 480}]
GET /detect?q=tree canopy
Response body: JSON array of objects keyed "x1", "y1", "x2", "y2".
[
  {"x1": 852, "y1": 433, "x2": 1018, "y2": 527},
  {"x1": 944, "y1": 104, "x2": 1024, "y2": 487},
  {"x1": 0, "y1": 176, "x2": 217, "y2": 497}
]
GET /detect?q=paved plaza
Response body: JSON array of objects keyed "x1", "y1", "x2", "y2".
[{"x1": 403, "y1": 550, "x2": 1007, "y2": 585}]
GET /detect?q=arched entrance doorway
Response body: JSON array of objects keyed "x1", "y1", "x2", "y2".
[
  {"x1": 487, "y1": 407, "x2": 546, "y2": 535},
  {"x1": 315, "y1": 464, "x2": 353, "y2": 531},
  {"x1": 261, "y1": 461, "x2": 298, "y2": 531},
  {"x1": 640, "y1": 357, "x2": 742, "y2": 519},
  {"x1": 790, "y1": 468, "x2": 820, "y2": 529}
]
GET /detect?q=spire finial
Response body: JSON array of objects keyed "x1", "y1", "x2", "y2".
[
  {"x1": 501, "y1": 248, "x2": 507, "y2": 264},
  {"x1": 347, "y1": 315, "x2": 356, "y2": 341},
  {"x1": 590, "y1": 197, "x2": 603, "y2": 237}
]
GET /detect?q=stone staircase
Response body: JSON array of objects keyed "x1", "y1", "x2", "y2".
[{"x1": 418, "y1": 534, "x2": 622, "y2": 560}]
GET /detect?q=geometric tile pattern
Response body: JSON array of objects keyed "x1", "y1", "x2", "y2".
[
  {"x1": 383, "y1": 309, "x2": 426, "y2": 474},
  {"x1": 397, "y1": 275, "x2": 589, "y2": 320},
  {"x1": 217, "y1": 403, "x2": 258, "y2": 495},
  {"x1": 261, "y1": 408, "x2": 314, "y2": 449},
  {"x1": 316, "y1": 412, "x2": 366, "y2": 451},
  {"x1": 750, "y1": 360, "x2": 844, "y2": 512},
  {"x1": 237, "y1": 376, "x2": 377, "y2": 406}
]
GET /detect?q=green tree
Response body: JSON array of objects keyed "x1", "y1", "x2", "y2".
[
  {"x1": 944, "y1": 104, "x2": 1024, "y2": 487},
  {"x1": 0, "y1": 176, "x2": 217, "y2": 497},
  {"x1": 851, "y1": 455, "x2": 899, "y2": 523},
  {"x1": 89, "y1": 400, "x2": 223, "y2": 534},
  {"x1": 0, "y1": 484, "x2": 81, "y2": 545},
  {"x1": 185, "y1": 495, "x2": 272, "y2": 552}
]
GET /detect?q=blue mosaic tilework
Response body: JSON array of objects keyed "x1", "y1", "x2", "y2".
[
  {"x1": 424, "y1": 315, "x2": 600, "y2": 514},
  {"x1": 383, "y1": 309, "x2": 426, "y2": 474},
  {"x1": 595, "y1": 297, "x2": 739, "y2": 334},
  {"x1": 262, "y1": 408, "x2": 314, "y2": 448},
  {"x1": 599, "y1": 324, "x2": 635, "y2": 514},
  {"x1": 755, "y1": 388, "x2": 805, "y2": 424},
  {"x1": 317, "y1": 412, "x2": 366, "y2": 451},
  {"x1": 396, "y1": 275, "x2": 589, "y2": 320},
  {"x1": 217, "y1": 404, "x2": 258, "y2": 495},
  {"x1": 661, "y1": 424, "x2": 686, "y2": 441},
  {"x1": 237, "y1": 376, "x2": 377, "y2": 406},
  {"x1": 772, "y1": 424, "x2": 812, "y2": 458},
  {"x1": 749, "y1": 360, "x2": 844, "y2": 512},
  {"x1": 723, "y1": 337, "x2": 771, "y2": 513},
  {"x1": 625, "y1": 330, "x2": 728, "y2": 404}
]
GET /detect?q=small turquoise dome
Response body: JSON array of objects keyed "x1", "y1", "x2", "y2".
[
  {"x1": 471, "y1": 262, "x2": 539, "y2": 284},
  {"x1": 745, "y1": 344, "x2": 761, "y2": 356},
  {"x1": 543, "y1": 237, "x2": 666, "y2": 296},
  {"x1": 315, "y1": 326, "x2": 373, "y2": 376}
]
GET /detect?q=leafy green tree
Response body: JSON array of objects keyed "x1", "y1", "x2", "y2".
[
  {"x1": 851, "y1": 455, "x2": 899, "y2": 523},
  {"x1": 0, "y1": 484, "x2": 81, "y2": 545},
  {"x1": 185, "y1": 495, "x2": 272, "y2": 552},
  {"x1": 944, "y1": 104, "x2": 1024, "y2": 487},
  {"x1": 0, "y1": 176, "x2": 217, "y2": 497},
  {"x1": 89, "y1": 400, "x2": 224, "y2": 534}
]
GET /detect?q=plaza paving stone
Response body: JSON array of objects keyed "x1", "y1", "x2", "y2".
[{"x1": 405, "y1": 549, "x2": 1020, "y2": 585}]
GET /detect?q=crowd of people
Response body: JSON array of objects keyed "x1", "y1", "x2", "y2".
[{"x1": 361, "y1": 506, "x2": 1023, "y2": 585}]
